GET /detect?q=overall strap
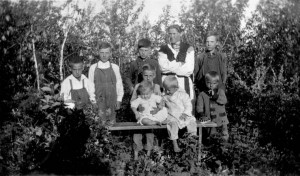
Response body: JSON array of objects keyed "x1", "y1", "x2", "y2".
[
  {"x1": 82, "y1": 79, "x2": 85, "y2": 88},
  {"x1": 69, "y1": 79, "x2": 73, "y2": 90}
]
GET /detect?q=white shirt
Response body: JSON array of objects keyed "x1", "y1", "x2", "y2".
[
  {"x1": 158, "y1": 44, "x2": 194, "y2": 77},
  {"x1": 88, "y1": 60, "x2": 124, "y2": 102},
  {"x1": 60, "y1": 74, "x2": 96, "y2": 103},
  {"x1": 158, "y1": 44, "x2": 195, "y2": 98}
]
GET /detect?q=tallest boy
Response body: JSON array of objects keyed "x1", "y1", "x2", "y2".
[{"x1": 158, "y1": 24, "x2": 195, "y2": 100}]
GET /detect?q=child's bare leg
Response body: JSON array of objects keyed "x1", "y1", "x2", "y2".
[
  {"x1": 222, "y1": 124, "x2": 229, "y2": 141},
  {"x1": 133, "y1": 133, "x2": 143, "y2": 160},
  {"x1": 172, "y1": 139, "x2": 181, "y2": 152},
  {"x1": 141, "y1": 118, "x2": 160, "y2": 126},
  {"x1": 145, "y1": 133, "x2": 154, "y2": 157}
]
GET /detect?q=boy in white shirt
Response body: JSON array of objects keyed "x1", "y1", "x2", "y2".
[
  {"x1": 60, "y1": 55, "x2": 96, "y2": 109},
  {"x1": 88, "y1": 42, "x2": 124, "y2": 125},
  {"x1": 163, "y1": 75, "x2": 197, "y2": 152}
]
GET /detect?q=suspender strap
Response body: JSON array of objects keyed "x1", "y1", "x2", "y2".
[
  {"x1": 82, "y1": 79, "x2": 85, "y2": 88},
  {"x1": 69, "y1": 79, "x2": 73, "y2": 90}
]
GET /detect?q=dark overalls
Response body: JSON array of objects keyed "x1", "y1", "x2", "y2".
[
  {"x1": 94, "y1": 62, "x2": 117, "y2": 124},
  {"x1": 69, "y1": 79, "x2": 90, "y2": 108}
]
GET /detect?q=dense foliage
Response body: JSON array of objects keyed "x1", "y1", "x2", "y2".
[{"x1": 0, "y1": 0, "x2": 299, "y2": 175}]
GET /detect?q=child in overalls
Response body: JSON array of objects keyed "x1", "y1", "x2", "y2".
[
  {"x1": 60, "y1": 55, "x2": 96, "y2": 109},
  {"x1": 88, "y1": 42, "x2": 124, "y2": 125}
]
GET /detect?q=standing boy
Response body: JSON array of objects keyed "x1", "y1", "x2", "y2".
[
  {"x1": 88, "y1": 42, "x2": 124, "y2": 125},
  {"x1": 60, "y1": 55, "x2": 96, "y2": 109},
  {"x1": 125, "y1": 38, "x2": 162, "y2": 93},
  {"x1": 194, "y1": 31, "x2": 227, "y2": 92}
]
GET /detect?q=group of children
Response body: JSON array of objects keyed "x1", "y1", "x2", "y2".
[{"x1": 60, "y1": 30, "x2": 229, "y2": 160}]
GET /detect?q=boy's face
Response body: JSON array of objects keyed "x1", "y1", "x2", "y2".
[
  {"x1": 206, "y1": 36, "x2": 218, "y2": 51},
  {"x1": 139, "y1": 47, "x2": 151, "y2": 59},
  {"x1": 168, "y1": 28, "x2": 181, "y2": 44},
  {"x1": 99, "y1": 47, "x2": 112, "y2": 63},
  {"x1": 205, "y1": 78, "x2": 219, "y2": 90},
  {"x1": 143, "y1": 70, "x2": 155, "y2": 82},
  {"x1": 164, "y1": 85, "x2": 177, "y2": 96},
  {"x1": 70, "y1": 63, "x2": 84, "y2": 79}
]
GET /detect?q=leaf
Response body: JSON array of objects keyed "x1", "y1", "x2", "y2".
[
  {"x1": 42, "y1": 105, "x2": 50, "y2": 110},
  {"x1": 35, "y1": 127, "x2": 42, "y2": 136},
  {"x1": 41, "y1": 87, "x2": 52, "y2": 92},
  {"x1": 51, "y1": 102, "x2": 61, "y2": 107},
  {"x1": 54, "y1": 84, "x2": 59, "y2": 90}
]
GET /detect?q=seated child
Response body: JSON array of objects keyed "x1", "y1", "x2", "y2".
[
  {"x1": 131, "y1": 81, "x2": 168, "y2": 160},
  {"x1": 196, "y1": 71, "x2": 229, "y2": 141},
  {"x1": 60, "y1": 55, "x2": 96, "y2": 109},
  {"x1": 162, "y1": 76, "x2": 197, "y2": 152}
]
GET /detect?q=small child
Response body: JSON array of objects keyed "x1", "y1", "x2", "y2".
[
  {"x1": 162, "y1": 76, "x2": 197, "y2": 152},
  {"x1": 60, "y1": 55, "x2": 96, "y2": 109},
  {"x1": 196, "y1": 71, "x2": 229, "y2": 141},
  {"x1": 131, "y1": 81, "x2": 168, "y2": 160}
]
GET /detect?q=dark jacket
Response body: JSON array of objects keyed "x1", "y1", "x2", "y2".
[{"x1": 125, "y1": 56, "x2": 162, "y2": 89}]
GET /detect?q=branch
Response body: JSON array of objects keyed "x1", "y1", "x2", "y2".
[
  {"x1": 31, "y1": 25, "x2": 40, "y2": 93},
  {"x1": 59, "y1": 26, "x2": 70, "y2": 81}
]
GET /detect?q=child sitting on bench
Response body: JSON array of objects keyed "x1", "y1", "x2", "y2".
[
  {"x1": 163, "y1": 75, "x2": 197, "y2": 152},
  {"x1": 131, "y1": 81, "x2": 168, "y2": 160}
]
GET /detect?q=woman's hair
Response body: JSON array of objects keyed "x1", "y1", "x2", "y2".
[
  {"x1": 167, "y1": 24, "x2": 183, "y2": 33},
  {"x1": 137, "y1": 81, "x2": 153, "y2": 95},
  {"x1": 163, "y1": 75, "x2": 179, "y2": 89},
  {"x1": 205, "y1": 71, "x2": 220, "y2": 81}
]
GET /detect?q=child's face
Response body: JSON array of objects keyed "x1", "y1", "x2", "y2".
[
  {"x1": 139, "y1": 47, "x2": 151, "y2": 59},
  {"x1": 99, "y1": 47, "x2": 112, "y2": 63},
  {"x1": 206, "y1": 36, "x2": 218, "y2": 51},
  {"x1": 140, "y1": 89, "x2": 152, "y2": 100},
  {"x1": 70, "y1": 63, "x2": 84, "y2": 79},
  {"x1": 164, "y1": 85, "x2": 177, "y2": 96},
  {"x1": 205, "y1": 78, "x2": 219, "y2": 90},
  {"x1": 143, "y1": 70, "x2": 155, "y2": 83}
]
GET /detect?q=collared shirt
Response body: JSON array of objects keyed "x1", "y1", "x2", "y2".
[
  {"x1": 60, "y1": 74, "x2": 96, "y2": 103},
  {"x1": 88, "y1": 60, "x2": 124, "y2": 102}
]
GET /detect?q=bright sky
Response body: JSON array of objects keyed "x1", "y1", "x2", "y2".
[{"x1": 54, "y1": 0, "x2": 260, "y2": 28}]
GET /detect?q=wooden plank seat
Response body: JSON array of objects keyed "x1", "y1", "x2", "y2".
[{"x1": 108, "y1": 121, "x2": 217, "y2": 164}]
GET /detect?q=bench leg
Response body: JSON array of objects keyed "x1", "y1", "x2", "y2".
[{"x1": 198, "y1": 126, "x2": 202, "y2": 164}]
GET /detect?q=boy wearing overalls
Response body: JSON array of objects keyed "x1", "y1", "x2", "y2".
[
  {"x1": 60, "y1": 55, "x2": 96, "y2": 109},
  {"x1": 88, "y1": 42, "x2": 124, "y2": 125}
]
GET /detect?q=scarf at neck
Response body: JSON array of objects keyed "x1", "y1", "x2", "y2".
[{"x1": 159, "y1": 42, "x2": 190, "y2": 62}]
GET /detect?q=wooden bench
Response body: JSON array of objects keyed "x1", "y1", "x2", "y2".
[{"x1": 108, "y1": 121, "x2": 217, "y2": 163}]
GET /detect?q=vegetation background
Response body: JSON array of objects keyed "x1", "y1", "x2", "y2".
[{"x1": 0, "y1": 0, "x2": 299, "y2": 175}]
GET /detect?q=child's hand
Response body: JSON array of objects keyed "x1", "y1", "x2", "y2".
[
  {"x1": 179, "y1": 113, "x2": 188, "y2": 121},
  {"x1": 135, "y1": 113, "x2": 141, "y2": 121},
  {"x1": 137, "y1": 105, "x2": 145, "y2": 112},
  {"x1": 115, "y1": 101, "x2": 121, "y2": 110},
  {"x1": 150, "y1": 107, "x2": 159, "y2": 115}
]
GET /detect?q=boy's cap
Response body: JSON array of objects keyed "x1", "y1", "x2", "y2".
[{"x1": 138, "y1": 38, "x2": 151, "y2": 49}]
